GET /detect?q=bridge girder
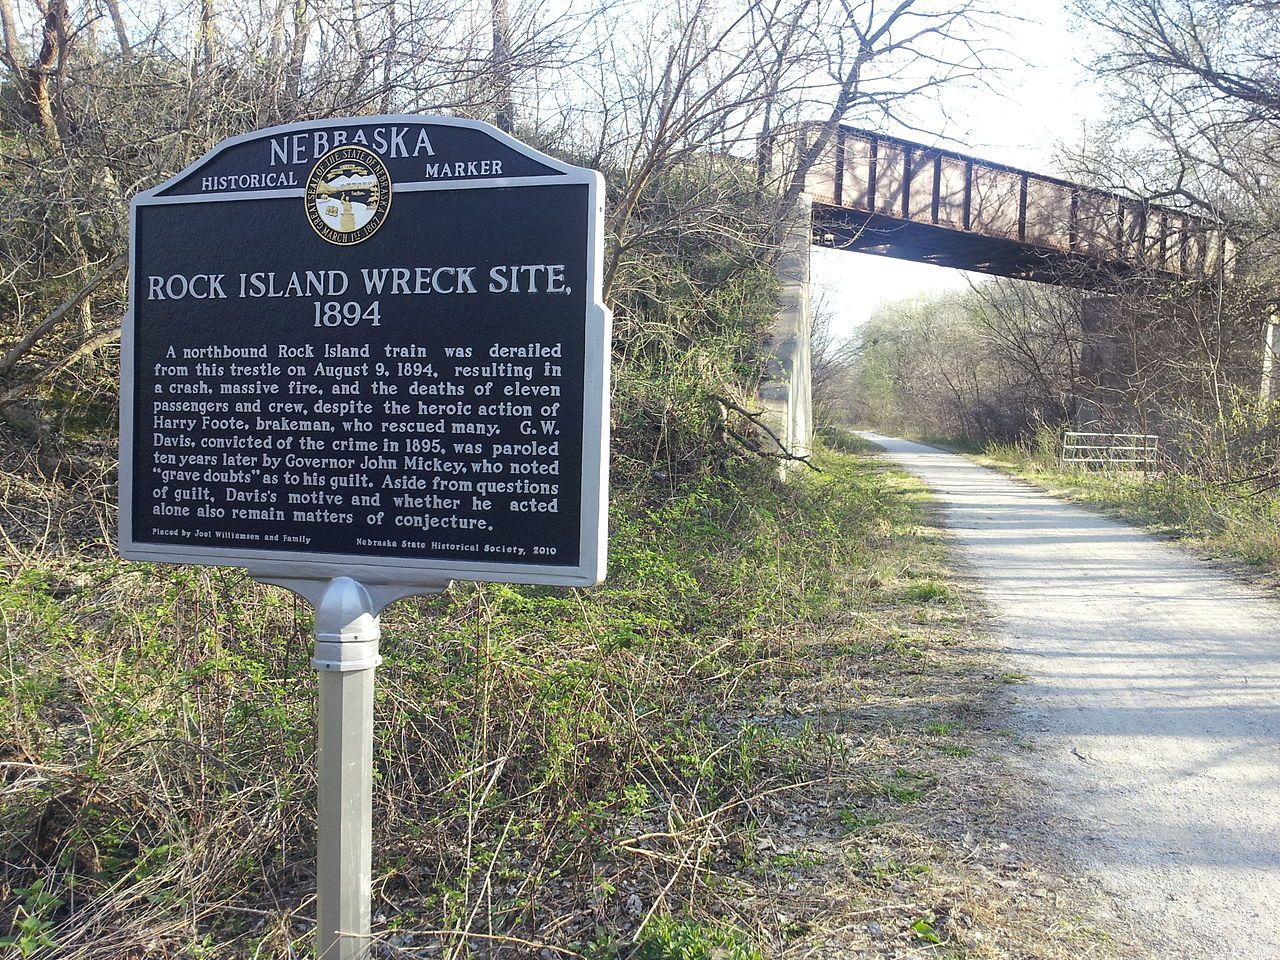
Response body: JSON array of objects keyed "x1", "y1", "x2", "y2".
[{"x1": 801, "y1": 125, "x2": 1234, "y2": 287}]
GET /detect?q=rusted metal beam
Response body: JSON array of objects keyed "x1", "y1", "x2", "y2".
[
  {"x1": 931, "y1": 153, "x2": 942, "y2": 225},
  {"x1": 833, "y1": 128, "x2": 844, "y2": 207},
  {"x1": 1018, "y1": 173, "x2": 1028, "y2": 243},
  {"x1": 901, "y1": 145, "x2": 912, "y2": 220},
  {"x1": 1068, "y1": 187, "x2": 1079, "y2": 253},
  {"x1": 867, "y1": 137, "x2": 878, "y2": 213}
]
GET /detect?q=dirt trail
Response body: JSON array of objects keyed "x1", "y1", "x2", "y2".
[{"x1": 862, "y1": 433, "x2": 1280, "y2": 959}]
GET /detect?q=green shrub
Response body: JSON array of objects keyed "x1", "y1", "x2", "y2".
[{"x1": 626, "y1": 916, "x2": 763, "y2": 960}]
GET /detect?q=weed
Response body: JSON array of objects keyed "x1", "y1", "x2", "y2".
[
  {"x1": 766, "y1": 850, "x2": 824, "y2": 871},
  {"x1": 858, "y1": 768, "x2": 940, "y2": 806},
  {"x1": 872, "y1": 859, "x2": 932, "y2": 881},
  {"x1": 911, "y1": 915, "x2": 943, "y2": 944},
  {"x1": 900, "y1": 579, "x2": 953, "y2": 603},
  {"x1": 625, "y1": 916, "x2": 762, "y2": 960},
  {"x1": 0, "y1": 880, "x2": 61, "y2": 958},
  {"x1": 620, "y1": 782, "x2": 652, "y2": 816},
  {"x1": 838, "y1": 809, "x2": 885, "y2": 833}
]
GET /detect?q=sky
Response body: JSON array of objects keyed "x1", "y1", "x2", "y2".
[{"x1": 813, "y1": 2, "x2": 1106, "y2": 342}]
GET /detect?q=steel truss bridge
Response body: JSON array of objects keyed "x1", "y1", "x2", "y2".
[{"x1": 799, "y1": 125, "x2": 1232, "y2": 285}]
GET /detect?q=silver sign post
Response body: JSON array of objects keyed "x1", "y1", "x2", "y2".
[
  {"x1": 312, "y1": 577, "x2": 380, "y2": 960},
  {"x1": 270, "y1": 575, "x2": 449, "y2": 959}
]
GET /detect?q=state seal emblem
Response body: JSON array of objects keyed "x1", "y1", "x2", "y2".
[{"x1": 305, "y1": 145, "x2": 392, "y2": 245}]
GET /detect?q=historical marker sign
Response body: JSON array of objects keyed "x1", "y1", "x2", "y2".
[{"x1": 121, "y1": 116, "x2": 610, "y2": 587}]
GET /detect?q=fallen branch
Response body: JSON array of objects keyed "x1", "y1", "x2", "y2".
[
  {"x1": 0, "y1": 324, "x2": 121, "y2": 410},
  {"x1": 713, "y1": 394, "x2": 820, "y2": 471},
  {"x1": 0, "y1": 251, "x2": 127, "y2": 377}
]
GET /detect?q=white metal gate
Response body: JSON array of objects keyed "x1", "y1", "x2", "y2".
[{"x1": 1061, "y1": 432, "x2": 1159, "y2": 470}]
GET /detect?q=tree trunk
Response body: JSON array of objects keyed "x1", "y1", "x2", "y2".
[
  {"x1": 0, "y1": 0, "x2": 26, "y2": 72},
  {"x1": 491, "y1": 0, "x2": 513, "y2": 132},
  {"x1": 29, "y1": 0, "x2": 66, "y2": 151},
  {"x1": 104, "y1": 0, "x2": 130, "y2": 55},
  {"x1": 197, "y1": 0, "x2": 217, "y2": 73},
  {"x1": 284, "y1": 0, "x2": 309, "y2": 110},
  {"x1": 24, "y1": 0, "x2": 97, "y2": 347},
  {"x1": 379, "y1": 0, "x2": 397, "y2": 112}
]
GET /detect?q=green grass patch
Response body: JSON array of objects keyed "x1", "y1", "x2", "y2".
[
  {"x1": 615, "y1": 916, "x2": 763, "y2": 960},
  {"x1": 898, "y1": 579, "x2": 954, "y2": 604},
  {"x1": 838, "y1": 809, "x2": 885, "y2": 833},
  {"x1": 871, "y1": 769, "x2": 936, "y2": 805},
  {"x1": 872, "y1": 859, "x2": 932, "y2": 881},
  {"x1": 815, "y1": 426, "x2": 882, "y2": 454}
]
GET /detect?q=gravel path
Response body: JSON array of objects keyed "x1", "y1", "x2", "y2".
[{"x1": 862, "y1": 433, "x2": 1280, "y2": 959}]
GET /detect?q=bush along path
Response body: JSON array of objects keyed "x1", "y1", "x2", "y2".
[
  {"x1": 1, "y1": 439, "x2": 1140, "y2": 959},
  {"x1": 979, "y1": 428, "x2": 1280, "y2": 577}
]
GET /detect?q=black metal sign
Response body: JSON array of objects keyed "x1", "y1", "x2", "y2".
[{"x1": 121, "y1": 116, "x2": 610, "y2": 587}]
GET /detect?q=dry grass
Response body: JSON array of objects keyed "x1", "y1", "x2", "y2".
[{"x1": 0, "y1": 436, "x2": 1142, "y2": 959}]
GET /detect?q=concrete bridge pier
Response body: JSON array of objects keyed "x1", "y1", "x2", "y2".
[
  {"x1": 759, "y1": 196, "x2": 814, "y2": 468},
  {"x1": 1260, "y1": 309, "x2": 1280, "y2": 404}
]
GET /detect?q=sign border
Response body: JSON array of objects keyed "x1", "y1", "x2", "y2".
[{"x1": 119, "y1": 115, "x2": 610, "y2": 588}]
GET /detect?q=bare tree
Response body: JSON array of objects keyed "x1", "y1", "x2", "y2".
[
  {"x1": 808, "y1": 292, "x2": 867, "y2": 425},
  {"x1": 0, "y1": 0, "x2": 1015, "y2": 463},
  {"x1": 1071, "y1": 0, "x2": 1280, "y2": 239},
  {"x1": 1059, "y1": 0, "x2": 1280, "y2": 478},
  {"x1": 774, "y1": 0, "x2": 1007, "y2": 211},
  {"x1": 0, "y1": 0, "x2": 588, "y2": 404}
]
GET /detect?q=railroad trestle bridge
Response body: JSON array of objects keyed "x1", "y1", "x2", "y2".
[{"x1": 760, "y1": 124, "x2": 1236, "y2": 461}]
